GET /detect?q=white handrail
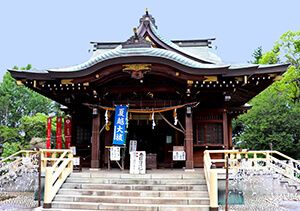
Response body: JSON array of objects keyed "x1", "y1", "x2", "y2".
[
  {"x1": 43, "y1": 149, "x2": 73, "y2": 208},
  {"x1": 0, "y1": 150, "x2": 37, "y2": 163},
  {"x1": 203, "y1": 149, "x2": 300, "y2": 209}
]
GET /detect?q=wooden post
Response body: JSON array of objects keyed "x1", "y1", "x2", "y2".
[
  {"x1": 209, "y1": 169, "x2": 219, "y2": 210},
  {"x1": 91, "y1": 111, "x2": 100, "y2": 168},
  {"x1": 38, "y1": 151, "x2": 41, "y2": 207},
  {"x1": 43, "y1": 167, "x2": 53, "y2": 208},
  {"x1": 225, "y1": 155, "x2": 229, "y2": 211},
  {"x1": 223, "y1": 111, "x2": 229, "y2": 149},
  {"x1": 185, "y1": 107, "x2": 194, "y2": 170},
  {"x1": 227, "y1": 116, "x2": 232, "y2": 148}
]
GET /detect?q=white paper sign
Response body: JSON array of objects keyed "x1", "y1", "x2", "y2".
[
  {"x1": 73, "y1": 157, "x2": 80, "y2": 165},
  {"x1": 173, "y1": 151, "x2": 186, "y2": 161},
  {"x1": 70, "y1": 146, "x2": 76, "y2": 155},
  {"x1": 130, "y1": 151, "x2": 146, "y2": 174},
  {"x1": 110, "y1": 146, "x2": 121, "y2": 161},
  {"x1": 129, "y1": 140, "x2": 137, "y2": 153}
]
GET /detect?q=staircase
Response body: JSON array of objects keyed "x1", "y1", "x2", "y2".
[{"x1": 43, "y1": 169, "x2": 210, "y2": 211}]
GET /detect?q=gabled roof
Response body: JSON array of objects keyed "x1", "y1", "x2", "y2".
[
  {"x1": 8, "y1": 10, "x2": 288, "y2": 80},
  {"x1": 135, "y1": 13, "x2": 221, "y2": 64}
]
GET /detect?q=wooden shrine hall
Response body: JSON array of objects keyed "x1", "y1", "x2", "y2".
[{"x1": 9, "y1": 10, "x2": 288, "y2": 169}]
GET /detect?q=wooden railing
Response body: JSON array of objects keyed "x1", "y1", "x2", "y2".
[
  {"x1": 41, "y1": 149, "x2": 73, "y2": 208},
  {"x1": 203, "y1": 150, "x2": 300, "y2": 210}
]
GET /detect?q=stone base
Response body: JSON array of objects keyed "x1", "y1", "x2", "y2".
[
  {"x1": 43, "y1": 203, "x2": 52, "y2": 208},
  {"x1": 91, "y1": 160, "x2": 100, "y2": 168},
  {"x1": 89, "y1": 168, "x2": 100, "y2": 171},
  {"x1": 185, "y1": 160, "x2": 194, "y2": 169},
  {"x1": 184, "y1": 168, "x2": 195, "y2": 172}
]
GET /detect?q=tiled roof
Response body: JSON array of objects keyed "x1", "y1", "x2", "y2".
[{"x1": 50, "y1": 46, "x2": 228, "y2": 72}]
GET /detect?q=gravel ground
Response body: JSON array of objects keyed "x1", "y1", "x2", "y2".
[
  {"x1": 219, "y1": 193, "x2": 300, "y2": 211},
  {"x1": 0, "y1": 192, "x2": 37, "y2": 211}
]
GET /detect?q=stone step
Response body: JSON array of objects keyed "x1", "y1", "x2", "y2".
[
  {"x1": 54, "y1": 194, "x2": 210, "y2": 205},
  {"x1": 69, "y1": 171, "x2": 205, "y2": 180},
  {"x1": 66, "y1": 177, "x2": 206, "y2": 185},
  {"x1": 58, "y1": 188, "x2": 209, "y2": 197},
  {"x1": 51, "y1": 201, "x2": 210, "y2": 211},
  {"x1": 62, "y1": 183, "x2": 208, "y2": 191}
]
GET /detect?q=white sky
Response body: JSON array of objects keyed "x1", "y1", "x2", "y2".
[{"x1": 0, "y1": 0, "x2": 299, "y2": 80}]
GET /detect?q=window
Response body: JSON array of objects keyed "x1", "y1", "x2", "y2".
[
  {"x1": 193, "y1": 111, "x2": 224, "y2": 145},
  {"x1": 194, "y1": 123, "x2": 223, "y2": 145},
  {"x1": 76, "y1": 126, "x2": 91, "y2": 144}
]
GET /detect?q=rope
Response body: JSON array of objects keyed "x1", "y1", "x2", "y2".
[
  {"x1": 84, "y1": 102, "x2": 197, "y2": 114},
  {"x1": 158, "y1": 113, "x2": 185, "y2": 134}
]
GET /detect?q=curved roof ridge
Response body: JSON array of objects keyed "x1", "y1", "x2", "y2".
[
  {"x1": 49, "y1": 47, "x2": 229, "y2": 72},
  {"x1": 149, "y1": 23, "x2": 222, "y2": 64},
  {"x1": 136, "y1": 13, "x2": 223, "y2": 65}
]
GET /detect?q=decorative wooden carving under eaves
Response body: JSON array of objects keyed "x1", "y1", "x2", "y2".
[
  {"x1": 61, "y1": 79, "x2": 74, "y2": 85},
  {"x1": 122, "y1": 64, "x2": 151, "y2": 79},
  {"x1": 203, "y1": 76, "x2": 218, "y2": 82}
]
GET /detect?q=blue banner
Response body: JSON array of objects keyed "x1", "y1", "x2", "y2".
[{"x1": 112, "y1": 105, "x2": 128, "y2": 145}]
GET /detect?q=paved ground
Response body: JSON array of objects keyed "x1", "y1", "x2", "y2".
[{"x1": 0, "y1": 192, "x2": 37, "y2": 211}]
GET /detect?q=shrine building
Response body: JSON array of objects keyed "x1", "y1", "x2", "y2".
[{"x1": 9, "y1": 11, "x2": 288, "y2": 169}]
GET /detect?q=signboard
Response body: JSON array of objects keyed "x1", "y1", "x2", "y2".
[
  {"x1": 173, "y1": 146, "x2": 184, "y2": 151},
  {"x1": 173, "y1": 151, "x2": 186, "y2": 161},
  {"x1": 166, "y1": 136, "x2": 172, "y2": 144},
  {"x1": 112, "y1": 105, "x2": 128, "y2": 145},
  {"x1": 110, "y1": 146, "x2": 121, "y2": 161},
  {"x1": 130, "y1": 151, "x2": 146, "y2": 174},
  {"x1": 64, "y1": 118, "x2": 72, "y2": 149},
  {"x1": 129, "y1": 140, "x2": 137, "y2": 153},
  {"x1": 56, "y1": 117, "x2": 63, "y2": 149},
  {"x1": 46, "y1": 117, "x2": 52, "y2": 150},
  {"x1": 70, "y1": 146, "x2": 76, "y2": 155},
  {"x1": 73, "y1": 157, "x2": 80, "y2": 166}
]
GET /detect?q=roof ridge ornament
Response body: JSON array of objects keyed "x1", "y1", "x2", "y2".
[
  {"x1": 139, "y1": 8, "x2": 157, "y2": 29},
  {"x1": 122, "y1": 27, "x2": 152, "y2": 49}
]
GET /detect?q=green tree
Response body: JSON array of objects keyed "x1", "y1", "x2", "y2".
[
  {"x1": 0, "y1": 68, "x2": 56, "y2": 127},
  {"x1": 1, "y1": 142, "x2": 23, "y2": 158},
  {"x1": 0, "y1": 65, "x2": 61, "y2": 156},
  {"x1": 19, "y1": 113, "x2": 49, "y2": 143},
  {"x1": 249, "y1": 46, "x2": 263, "y2": 64},
  {"x1": 234, "y1": 30, "x2": 300, "y2": 159}
]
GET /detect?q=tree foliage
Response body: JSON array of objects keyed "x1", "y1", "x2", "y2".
[
  {"x1": 234, "y1": 30, "x2": 300, "y2": 159},
  {"x1": 0, "y1": 71, "x2": 55, "y2": 127},
  {"x1": 249, "y1": 46, "x2": 263, "y2": 64},
  {"x1": 0, "y1": 65, "x2": 60, "y2": 156}
]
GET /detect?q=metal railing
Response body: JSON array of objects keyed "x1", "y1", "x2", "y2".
[{"x1": 203, "y1": 149, "x2": 300, "y2": 210}]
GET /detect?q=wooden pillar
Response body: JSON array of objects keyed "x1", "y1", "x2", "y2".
[
  {"x1": 228, "y1": 116, "x2": 232, "y2": 148},
  {"x1": 185, "y1": 107, "x2": 194, "y2": 169},
  {"x1": 223, "y1": 110, "x2": 229, "y2": 149},
  {"x1": 91, "y1": 111, "x2": 100, "y2": 168}
]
